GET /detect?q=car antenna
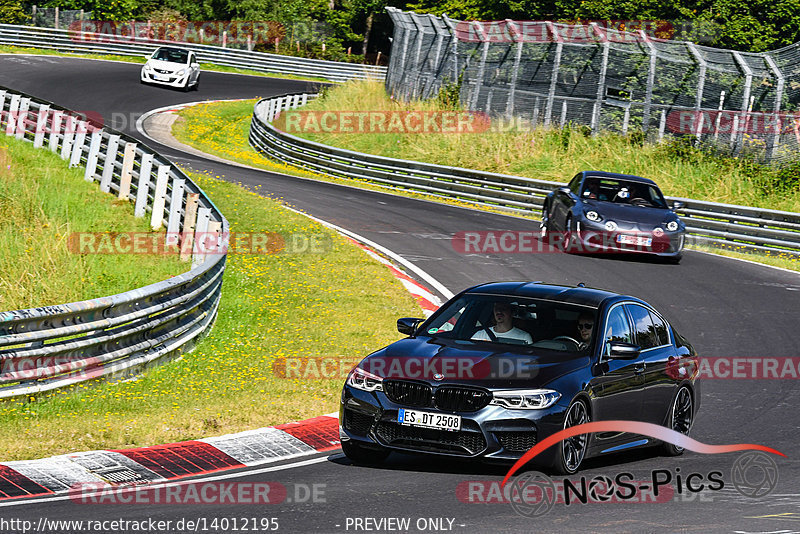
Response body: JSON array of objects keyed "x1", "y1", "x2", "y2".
[{"x1": 577, "y1": 282, "x2": 586, "y2": 287}]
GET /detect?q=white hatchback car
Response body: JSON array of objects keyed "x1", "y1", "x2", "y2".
[{"x1": 140, "y1": 46, "x2": 200, "y2": 91}]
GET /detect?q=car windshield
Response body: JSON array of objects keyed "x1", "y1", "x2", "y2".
[
  {"x1": 421, "y1": 294, "x2": 597, "y2": 353},
  {"x1": 152, "y1": 48, "x2": 189, "y2": 63},
  {"x1": 580, "y1": 177, "x2": 668, "y2": 209}
]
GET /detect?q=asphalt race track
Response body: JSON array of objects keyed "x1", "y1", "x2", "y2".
[{"x1": 2, "y1": 55, "x2": 800, "y2": 533}]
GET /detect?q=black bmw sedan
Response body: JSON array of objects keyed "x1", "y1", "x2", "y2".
[
  {"x1": 340, "y1": 282, "x2": 700, "y2": 474},
  {"x1": 541, "y1": 171, "x2": 686, "y2": 261}
]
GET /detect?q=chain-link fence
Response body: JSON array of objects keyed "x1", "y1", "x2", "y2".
[
  {"x1": 30, "y1": 7, "x2": 91, "y2": 29},
  {"x1": 385, "y1": 8, "x2": 800, "y2": 164}
]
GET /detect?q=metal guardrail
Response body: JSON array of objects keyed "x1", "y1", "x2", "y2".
[
  {"x1": 249, "y1": 93, "x2": 800, "y2": 256},
  {"x1": 0, "y1": 85, "x2": 228, "y2": 399},
  {"x1": 0, "y1": 23, "x2": 386, "y2": 83}
]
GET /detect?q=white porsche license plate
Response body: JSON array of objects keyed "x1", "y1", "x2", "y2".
[
  {"x1": 397, "y1": 409, "x2": 461, "y2": 431},
  {"x1": 616, "y1": 234, "x2": 652, "y2": 247}
]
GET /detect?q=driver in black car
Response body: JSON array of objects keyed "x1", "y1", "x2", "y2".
[{"x1": 576, "y1": 312, "x2": 594, "y2": 350}]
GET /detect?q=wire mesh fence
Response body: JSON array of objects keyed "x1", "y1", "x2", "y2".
[
  {"x1": 385, "y1": 8, "x2": 800, "y2": 164},
  {"x1": 30, "y1": 7, "x2": 91, "y2": 29}
]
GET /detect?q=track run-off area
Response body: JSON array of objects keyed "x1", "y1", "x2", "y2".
[{"x1": 1, "y1": 54, "x2": 800, "y2": 533}]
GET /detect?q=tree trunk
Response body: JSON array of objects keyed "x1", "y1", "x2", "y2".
[{"x1": 362, "y1": 10, "x2": 374, "y2": 57}]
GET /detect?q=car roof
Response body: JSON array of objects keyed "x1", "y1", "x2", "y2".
[
  {"x1": 463, "y1": 281, "x2": 641, "y2": 308},
  {"x1": 582, "y1": 170, "x2": 657, "y2": 186}
]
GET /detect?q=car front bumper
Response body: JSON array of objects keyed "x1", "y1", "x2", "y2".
[
  {"x1": 340, "y1": 384, "x2": 567, "y2": 461},
  {"x1": 573, "y1": 219, "x2": 685, "y2": 258},
  {"x1": 140, "y1": 68, "x2": 191, "y2": 88}
]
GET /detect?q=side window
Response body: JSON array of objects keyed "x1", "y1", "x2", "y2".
[
  {"x1": 626, "y1": 305, "x2": 658, "y2": 350},
  {"x1": 648, "y1": 311, "x2": 669, "y2": 346},
  {"x1": 568, "y1": 174, "x2": 582, "y2": 194},
  {"x1": 603, "y1": 306, "x2": 633, "y2": 355}
]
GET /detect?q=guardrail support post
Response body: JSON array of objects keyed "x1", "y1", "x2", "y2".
[
  {"x1": 686, "y1": 43, "x2": 707, "y2": 141},
  {"x1": 15, "y1": 97, "x2": 31, "y2": 140},
  {"x1": 34, "y1": 104, "x2": 49, "y2": 148},
  {"x1": 69, "y1": 120, "x2": 88, "y2": 167},
  {"x1": 134, "y1": 153, "x2": 154, "y2": 216},
  {"x1": 84, "y1": 129, "x2": 103, "y2": 181},
  {"x1": 48, "y1": 111, "x2": 64, "y2": 153},
  {"x1": 166, "y1": 178, "x2": 185, "y2": 248},
  {"x1": 469, "y1": 22, "x2": 490, "y2": 110},
  {"x1": 6, "y1": 94, "x2": 20, "y2": 136},
  {"x1": 59, "y1": 115, "x2": 77, "y2": 160},
  {"x1": 150, "y1": 165, "x2": 170, "y2": 230},
  {"x1": 732, "y1": 51, "x2": 753, "y2": 153},
  {"x1": 180, "y1": 193, "x2": 200, "y2": 262},
  {"x1": 99, "y1": 134, "x2": 120, "y2": 193},
  {"x1": 207, "y1": 220, "x2": 222, "y2": 257},
  {"x1": 192, "y1": 207, "x2": 212, "y2": 267},
  {"x1": 117, "y1": 142, "x2": 137, "y2": 199}
]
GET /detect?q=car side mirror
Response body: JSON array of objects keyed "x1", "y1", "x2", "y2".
[
  {"x1": 397, "y1": 317, "x2": 424, "y2": 336},
  {"x1": 608, "y1": 342, "x2": 641, "y2": 359},
  {"x1": 558, "y1": 186, "x2": 570, "y2": 194},
  {"x1": 672, "y1": 200, "x2": 685, "y2": 211},
  {"x1": 144, "y1": 55, "x2": 151, "y2": 60}
]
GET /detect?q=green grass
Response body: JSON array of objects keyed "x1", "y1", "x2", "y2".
[
  {"x1": 0, "y1": 163, "x2": 422, "y2": 461},
  {"x1": 0, "y1": 44, "x2": 332, "y2": 83},
  {"x1": 0, "y1": 137, "x2": 183, "y2": 311}
]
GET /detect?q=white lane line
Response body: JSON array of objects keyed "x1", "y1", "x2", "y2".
[{"x1": 0, "y1": 456, "x2": 334, "y2": 508}]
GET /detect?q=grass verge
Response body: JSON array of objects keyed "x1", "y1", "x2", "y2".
[
  {"x1": 0, "y1": 44, "x2": 331, "y2": 83},
  {"x1": 0, "y1": 165, "x2": 422, "y2": 461},
  {"x1": 0, "y1": 136, "x2": 183, "y2": 311}
]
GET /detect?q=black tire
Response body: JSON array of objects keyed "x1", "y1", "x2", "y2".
[
  {"x1": 550, "y1": 399, "x2": 590, "y2": 475},
  {"x1": 193, "y1": 77, "x2": 200, "y2": 91},
  {"x1": 341, "y1": 439, "x2": 390, "y2": 464},
  {"x1": 662, "y1": 386, "x2": 693, "y2": 456}
]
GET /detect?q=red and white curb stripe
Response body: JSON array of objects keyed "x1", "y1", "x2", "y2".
[{"x1": 0, "y1": 412, "x2": 339, "y2": 501}]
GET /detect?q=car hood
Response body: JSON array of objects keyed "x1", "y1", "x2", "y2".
[
  {"x1": 583, "y1": 199, "x2": 675, "y2": 227},
  {"x1": 361, "y1": 337, "x2": 590, "y2": 389},
  {"x1": 145, "y1": 59, "x2": 187, "y2": 72}
]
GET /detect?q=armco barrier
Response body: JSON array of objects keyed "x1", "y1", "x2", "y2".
[
  {"x1": 0, "y1": 85, "x2": 228, "y2": 399},
  {"x1": 248, "y1": 93, "x2": 800, "y2": 256},
  {"x1": 0, "y1": 24, "x2": 385, "y2": 83}
]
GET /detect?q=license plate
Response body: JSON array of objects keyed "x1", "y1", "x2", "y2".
[
  {"x1": 397, "y1": 409, "x2": 461, "y2": 431},
  {"x1": 616, "y1": 234, "x2": 652, "y2": 247},
  {"x1": 153, "y1": 74, "x2": 169, "y2": 81}
]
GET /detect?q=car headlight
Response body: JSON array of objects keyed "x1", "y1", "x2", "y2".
[
  {"x1": 490, "y1": 389, "x2": 561, "y2": 409},
  {"x1": 666, "y1": 221, "x2": 679, "y2": 232},
  {"x1": 605, "y1": 221, "x2": 618, "y2": 232},
  {"x1": 346, "y1": 367, "x2": 383, "y2": 392},
  {"x1": 177, "y1": 68, "x2": 187, "y2": 76},
  {"x1": 143, "y1": 64, "x2": 152, "y2": 71},
  {"x1": 585, "y1": 210, "x2": 601, "y2": 222}
]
